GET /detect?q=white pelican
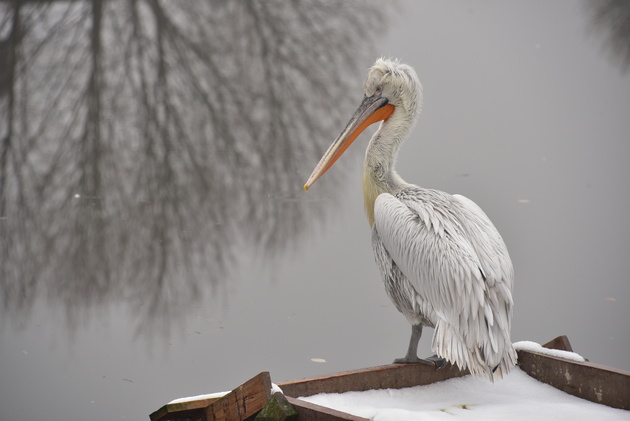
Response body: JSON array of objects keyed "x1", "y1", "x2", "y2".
[{"x1": 304, "y1": 58, "x2": 516, "y2": 380}]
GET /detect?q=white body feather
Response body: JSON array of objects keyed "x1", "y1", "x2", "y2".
[{"x1": 372, "y1": 190, "x2": 516, "y2": 379}]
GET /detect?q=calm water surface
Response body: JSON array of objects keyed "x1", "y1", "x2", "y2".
[{"x1": 1, "y1": 2, "x2": 629, "y2": 421}]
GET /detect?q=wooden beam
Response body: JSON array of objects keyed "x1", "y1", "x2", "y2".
[
  {"x1": 205, "y1": 372, "x2": 272, "y2": 421},
  {"x1": 150, "y1": 396, "x2": 220, "y2": 421},
  {"x1": 517, "y1": 349, "x2": 630, "y2": 410},
  {"x1": 279, "y1": 362, "x2": 468, "y2": 398},
  {"x1": 542, "y1": 335, "x2": 573, "y2": 352},
  {"x1": 151, "y1": 372, "x2": 272, "y2": 421}
]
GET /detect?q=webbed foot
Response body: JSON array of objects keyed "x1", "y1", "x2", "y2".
[
  {"x1": 424, "y1": 354, "x2": 447, "y2": 368},
  {"x1": 393, "y1": 354, "x2": 446, "y2": 368}
]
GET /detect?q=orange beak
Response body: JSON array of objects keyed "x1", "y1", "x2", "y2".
[{"x1": 304, "y1": 96, "x2": 394, "y2": 191}]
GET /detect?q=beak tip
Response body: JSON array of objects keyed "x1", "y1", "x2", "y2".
[{"x1": 303, "y1": 184, "x2": 310, "y2": 192}]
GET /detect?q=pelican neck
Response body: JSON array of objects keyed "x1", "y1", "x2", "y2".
[{"x1": 362, "y1": 114, "x2": 413, "y2": 226}]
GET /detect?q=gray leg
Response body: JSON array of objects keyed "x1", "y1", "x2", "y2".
[
  {"x1": 393, "y1": 324, "x2": 446, "y2": 367},
  {"x1": 394, "y1": 324, "x2": 424, "y2": 364}
]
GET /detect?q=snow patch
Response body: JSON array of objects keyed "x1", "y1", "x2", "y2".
[
  {"x1": 513, "y1": 340, "x2": 586, "y2": 362},
  {"x1": 300, "y1": 367, "x2": 627, "y2": 420},
  {"x1": 169, "y1": 391, "x2": 228, "y2": 404}
]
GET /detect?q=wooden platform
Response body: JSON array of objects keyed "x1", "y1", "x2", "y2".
[{"x1": 150, "y1": 336, "x2": 630, "y2": 421}]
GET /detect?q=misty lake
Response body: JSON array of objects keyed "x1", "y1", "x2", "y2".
[{"x1": 1, "y1": 2, "x2": 628, "y2": 420}]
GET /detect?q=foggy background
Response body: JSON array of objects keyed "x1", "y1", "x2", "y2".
[{"x1": 0, "y1": 1, "x2": 628, "y2": 421}]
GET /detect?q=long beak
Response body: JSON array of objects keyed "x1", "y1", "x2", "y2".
[{"x1": 303, "y1": 96, "x2": 395, "y2": 191}]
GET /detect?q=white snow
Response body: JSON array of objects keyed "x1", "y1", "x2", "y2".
[
  {"x1": 271, "y1": 383, "x2": 284, "y2": 395},
  {"x1": 169, "y1": 383, "x2": 284, "y2": 404},
  {"x1": 300, "y1": 367, "x2": 629, "y2": 420},
  {"x1": 169, "y1": 391, "x2": 229, "y2": 404},
  {"x1": 513, "y1": 341, "x2": 586, "y2": 362}
]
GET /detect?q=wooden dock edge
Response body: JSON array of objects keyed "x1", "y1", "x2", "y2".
[
  {"x1": 517, "y1": 340, "x2": 630, "y2": 410},
  {"x1": 276, "y1": 335, "x2": 579, "y2": 399},
  {"x1": 279, "y1": 360, "x2": 468, "y2": 398},
  {"x1": 149, "y1": 336, "x2": 629, "y2": 420}
]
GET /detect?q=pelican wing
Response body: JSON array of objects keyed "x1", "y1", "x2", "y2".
[
  {"x1": 451, "y1": 194, "x2": 514, "y2": 291},
  {"x1": 373, "y1": 189, "x2": 516, "y2": 378}
]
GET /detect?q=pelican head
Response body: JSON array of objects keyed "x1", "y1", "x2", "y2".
[{"x1": 304, "y1": 58, "x2": 423, "y2": 191}]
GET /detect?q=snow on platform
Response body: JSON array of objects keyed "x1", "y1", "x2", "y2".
[
  {"x1": 513, "y1": 340, "x2": 586, "y2": 362},
  {"x1": 300, "y1": 367, "x2": 630, "y2": 420}
]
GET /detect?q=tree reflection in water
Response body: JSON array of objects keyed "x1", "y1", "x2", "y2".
[
  {"x1": 585, "y1": 0, "x2": 630, "y2": 75},
  {"x1": 0, "y1": 1, "x2": 383, "y2": 332}
]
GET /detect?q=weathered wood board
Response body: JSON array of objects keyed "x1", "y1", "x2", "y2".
[
  {"x1": 205, "y1": 372, "x2": 272, "y2": 421},
  {"x1": 542, "y1": 335, "x2": 573, "y2": 352},
  {"x1": 518, "y1": 348, "x2": 630, "y2": 410},
  {"x1": 279, "y1": 361, "x2": 467, "y2": 398},
  {"x1": 150, "y1": 396, "x2": 221, "y2": 421},
  {"x1": 150, "y1": 372, "x2": 272, "y2": 421}
]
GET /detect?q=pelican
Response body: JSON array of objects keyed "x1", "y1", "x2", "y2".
[{"x1": 304, "y1": 58, "x2": 516, "y2": 380}]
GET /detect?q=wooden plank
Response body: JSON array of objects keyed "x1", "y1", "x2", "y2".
[
  {"x1": 279, "y1": 362, "x2": 468, "y2": 398},
  {"x1": 542, "y1": 335, "x2": 573, "y2": 352},
  {"x1": 517, "y1": 349, "x2": 630, "y2": 410},
  {"x1": 205, "y1": 372, "x2": 272, "y2": 421},
  {"x1": 150, "y1": 396, "x2": 220, "y2": 421},
  {"x1": 286, "y1": 397, "x2": 370, "y2": 421}
]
